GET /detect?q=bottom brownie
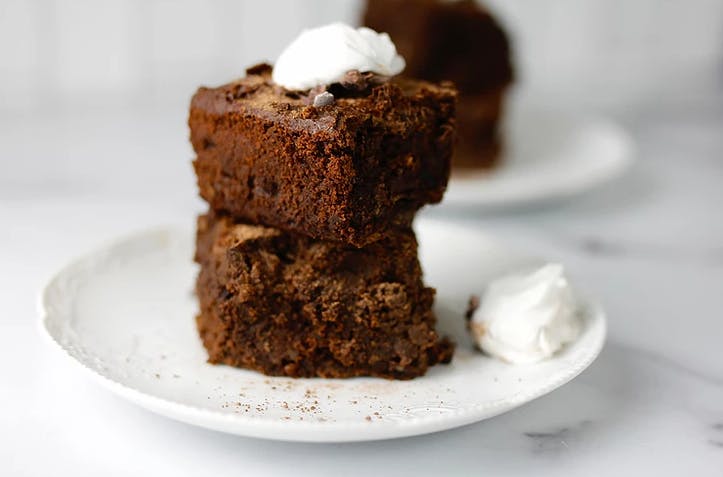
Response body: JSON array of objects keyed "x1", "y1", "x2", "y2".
[{"x1": 194, "y1": 213, "x2": 454, "y2": 380}]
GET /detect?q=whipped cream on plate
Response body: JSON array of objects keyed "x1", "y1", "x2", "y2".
[
  {"x1": 468, "y1": 264, "x2": 582, "y2": 364},
  {"x1": 272, "y1": 23, "x2": 405, "y2": 91}
]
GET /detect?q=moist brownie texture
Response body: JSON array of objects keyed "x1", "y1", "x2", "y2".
[
  {"x1": 190, "y1": 64, "x2": 456, "y2": 247},
  {"x1": 195, "y1": 212, "x2": 454, "y2": 379},
  {"x1": 364, "y1": 0, "x2": 513, "y2": 168}
]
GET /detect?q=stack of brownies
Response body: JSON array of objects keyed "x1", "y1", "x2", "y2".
[{"x1": 189, "y1": 63, "x2": 458, "y2": 380}]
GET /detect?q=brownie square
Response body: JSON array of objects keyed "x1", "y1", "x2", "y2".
[
  {"x1": 190, "y1": 65, "x2": 456, "y2": 247},
  {"x1": 194, "y1": 212, "x2": 454, "y2": 380}
]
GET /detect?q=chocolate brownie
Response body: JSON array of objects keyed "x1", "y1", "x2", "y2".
[
  {"x1": 363, "y1": 0, "x2": 513, "y2": 168},
  {"x1": 190, "y1": 64, "x2": 456, "y2": 247},
  {"x1": 194, "y1": 212, "x2": 454, "y2": 379}
]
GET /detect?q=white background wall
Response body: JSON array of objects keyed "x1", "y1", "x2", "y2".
[{"x1": 1, "y1": 0, "x2": 722, "y2": 114}]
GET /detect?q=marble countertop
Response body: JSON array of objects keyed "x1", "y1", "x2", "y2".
[{"x1": 1, "y1": 91, "x2": 722, "y2": 475}]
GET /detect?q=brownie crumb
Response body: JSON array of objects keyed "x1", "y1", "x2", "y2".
[
  {"x1": 339, "y1": 70, "x2": 388, "y2": 91},
  {"x1": 465, "y1": 295, "x2": 480, "y2": 321},
  {"x1": 245, "y1": 63, "x2": 272, "y2": 76}
]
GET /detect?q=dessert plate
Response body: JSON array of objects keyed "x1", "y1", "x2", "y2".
[
  {"x1": 39, "y1": 220, "x2": 606, "y2": 442},
  {"x1": 445, "y1": 104, "x2": 634, "y2": 208}
]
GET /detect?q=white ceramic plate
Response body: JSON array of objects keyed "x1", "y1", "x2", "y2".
[
  {"x1": 39, "y1": 220, "x2": 606, "y2": 442},
  {"x1": 445, "y1": 105, "x2": 634, "y2": 208}
]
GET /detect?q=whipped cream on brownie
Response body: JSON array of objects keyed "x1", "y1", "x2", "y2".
[
  {"x1": 272, "y1": 23, "x2": 405, "y2": 90},
  {"x1": 467, "y1": 264, "x2": 582, "y2": 364}
]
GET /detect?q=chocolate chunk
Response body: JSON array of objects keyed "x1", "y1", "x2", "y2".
[
  {"x1": 245, "y1": 63, "x2": 273, "y2": 76},
  {"x1": 465, "y1": 295, "x2": 480, "y2": 321},
  {"x1": 312, "y1": 91, "x2": 334, "y2": 107},
  {"x1": 338, "y1": 70, "x2": 389, "y2": 92}
]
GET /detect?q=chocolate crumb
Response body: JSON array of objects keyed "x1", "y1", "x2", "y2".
[
  {"x1": 339, "y1": 70, "x2": 389, "y2": 91},
  {"x1": 245, "y1": 63, "x2": 272, "y2": 76},
  {"x1": 465, "y1": 295, "x2": 480, "y2": 321}
]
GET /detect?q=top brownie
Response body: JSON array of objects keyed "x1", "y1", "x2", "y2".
[{"x1": 190, "y1": 64, "x2": 456, "y2": 247}]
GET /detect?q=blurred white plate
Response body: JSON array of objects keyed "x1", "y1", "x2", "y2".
[
  {"x1": 445, "y1": 106, "x2": 633, "y2": 207},
  {"x1": 39, "y1": 220, "x2": 606, "y2": 442}
]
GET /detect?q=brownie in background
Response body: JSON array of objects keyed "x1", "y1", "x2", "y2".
[{"x1": 364, "y1": 0, "x2": 513, "y2": 169}]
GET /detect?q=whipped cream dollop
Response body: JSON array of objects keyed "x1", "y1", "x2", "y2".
[
  {"x1": 469, "y1": 264, "x2": 582, "y2": 364},
  {"x1": 272, "y1": 23, "x2": 405, "y2": 91}
]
